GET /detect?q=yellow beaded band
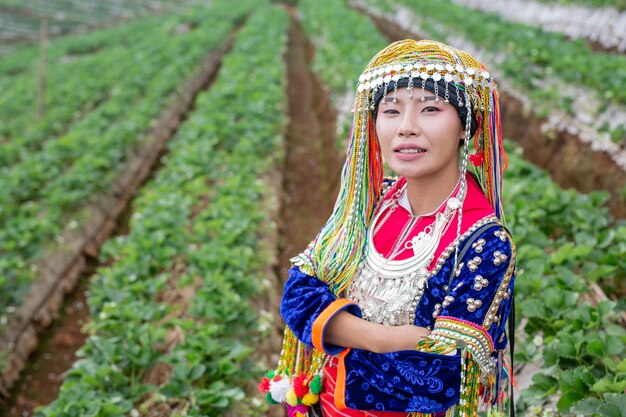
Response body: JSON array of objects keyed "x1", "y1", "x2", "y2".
[{"x1": 430, "y1": 316, "x2": 495, "y2": 377}]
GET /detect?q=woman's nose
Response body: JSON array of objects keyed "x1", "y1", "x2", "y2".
[{"x1": 397, "y1": 111, "x2": 421, "y2": 137}]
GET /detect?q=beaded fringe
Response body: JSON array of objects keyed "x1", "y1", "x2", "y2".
[{"x1": 258, "y1": 327, "x2": 327, "y2": 416}]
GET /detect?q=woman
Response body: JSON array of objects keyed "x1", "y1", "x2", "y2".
[{"x1": 260, "y1": 39, "x2": 516, "y2": 417}]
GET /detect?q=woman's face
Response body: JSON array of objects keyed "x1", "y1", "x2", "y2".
[{"x1": 375, "y1": 87, "x2": 464, "y2": 183}]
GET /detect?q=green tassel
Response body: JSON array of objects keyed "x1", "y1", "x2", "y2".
[
  {"x1": 266, "y1": 392, "x2": 278, "y2": 405},
  {"x1": 309, "y1": 375, "x2": 322, "y2": 394}
]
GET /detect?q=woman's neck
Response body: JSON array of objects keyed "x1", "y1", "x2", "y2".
[{"x1": 404, "y1": 167, "x2": 461, "y2": 216}]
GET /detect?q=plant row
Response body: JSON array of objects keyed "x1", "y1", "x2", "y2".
[
  {"x1": 300, "y1": 1, "x2": 626, "y2": 415},
  {"x1": 35, "y1": 4, "x2": 288, "y2": 417},
  {"x1": 298, "y1": 0, "x2": 387, "y2": 139},
  {"x1": 299, "y1": 0, "x2": 387, "y2": 95},
  {"x1": 0, "y1": 0, "x2": 177, "y2": 19},
  {"x1": 451, "y1": 0, "x2": 626, "y2": 53},
  {"x1": 0, "y1": 7, "x2": 177, "y2": 77},
  {"x1": 0, "y1": 6, "x2": 218, "y2": 162},
  {"x1": 0, "y1": 2, "x2": 251, "y2": 322},
  {"x1": 534, "y1": 0, "x2": 626, "y2": 11}
]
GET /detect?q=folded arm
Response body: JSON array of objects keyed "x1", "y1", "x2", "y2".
[{"x1": 280, "y1": 266, "x2": 430, "y2": 355}]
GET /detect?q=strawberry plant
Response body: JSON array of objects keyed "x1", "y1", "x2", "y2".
[
  {"x1": 502, "y1": 143, "x2": 626, "y2": 416},
  {"x1": 35, "y1": 3, "x2": 288, "y2": 416}
]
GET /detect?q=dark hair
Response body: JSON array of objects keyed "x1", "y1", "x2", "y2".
[{"x1": 371, "y1": 78, "x2": 478, "y2": 137}]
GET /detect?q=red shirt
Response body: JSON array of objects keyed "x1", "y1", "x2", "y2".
[
  {"x1": 320, "y1": 173, "x2": 494, "y2": 417},
  {"x1": 373, "y1": 174, "x2": 494, "y2": 265}
]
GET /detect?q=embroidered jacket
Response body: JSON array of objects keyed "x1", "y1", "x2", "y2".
[{"x1": 279, "y1": 176, "x2": 516, "y2": 415}]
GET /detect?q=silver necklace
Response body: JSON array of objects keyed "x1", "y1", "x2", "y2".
[{"x1": 346, "y1": 178, "x2": 466, "y2": 326}]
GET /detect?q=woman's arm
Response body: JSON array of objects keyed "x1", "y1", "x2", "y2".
[
  {"x1": 324, "y1": 310, "x2": 430, "y2": 353},
  {"x1": 280, "y1": 265, "x2": 430, "y2": 355}
]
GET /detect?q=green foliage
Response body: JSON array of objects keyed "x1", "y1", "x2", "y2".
[
  {"x1": 299, "y1": 0, "x2": 387, "y2": 95},
  {"x1": 0, "y1": 10, "x2": 202, "y2": 145},
  {"x1": 298, "y1": 0, "x2": 387, "y2": 140},
  {"x1": 0, "y1": 1, "x2": 253, "y2": 321},
  {"x1": 0, "y1": 0, "x2": 187, "y2": 59},
  {"x1": 34, "y1": 3, "x2": 288, "y2": 416},
  {"x1": 534, "y1": 0, "x2": 626, "y2": 11},
  {"x1": 502, "y1": 143, "x2": 626, "y2": 414},
  {"x1": 4, "y1": 0, "x2": 626, "y2": 414}
]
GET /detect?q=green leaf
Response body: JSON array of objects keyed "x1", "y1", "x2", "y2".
[
  {"x1": 531, "y1": 373, "x2": 559, "y2": 394},
  {"x1": 616, "y1": 358, "x2": 626, "y2": 373},
  {"x1": 597, "y1": 403, "x2": 623, "y2": 417},
  {"x1": 550, "y1": 243, "x2": 574, "y2": 265},
  {"x1": 571, "y1": 398, "x2": 602, "y2": 415},
  {"x1": 598, "y1": 301, "x2": 617, "y2": 323},
  {"x1": 586, "y1": 335, "x2": 607, "y2": 357},
  {"x1": 188, "y1": 364, "x2": 206, "y2": 381},
  {"x1": 100, "y1": 402, "x2": 126, "y2": 417},
  {"x1": 559, "y1": 367, "x2": 592, "y2": 393},
  {"x1": 161, "y1": 381, "x2": 187, "y2": 398},
  {"x1": 587, "y1": 265, "x2": 618, "y2": 281},
  {"x1": 606, "y1": 335, "x2": 624, "y2": 357},
  {"x1": 591, "y1": 376, "x2": 616, "y2": 393},
  {"x1": 557, "y1": 390, "x2": 585, "y2": 413},
  {"x1": 520, "y1": 299, "x2": 544, "y2": 318},
  {"x1": 557, "y1": 338, "x2": 579, "y2": 358},
  {"x1": 603, "y1": 393, "x2": 626, "y2": 416},
  {"x1": 603, "y1": 357, "x2": 620, "y2": 372},
  {"x1": 606, "y1": 324, "x2": 626, "y2": 337}
]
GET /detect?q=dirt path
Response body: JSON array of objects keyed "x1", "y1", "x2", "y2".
[
  {"x1": 278, "y1": 8, "x2": 343, "y2": 272},
  {"x1": 259, "y1": 7, "x2": 345, "y2": 412},
  {"x1": 0, "y1": 262, "x2": 91, "y2": 417}
]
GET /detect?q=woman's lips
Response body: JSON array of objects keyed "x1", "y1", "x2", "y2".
[{"x1": 394, "y1": 147, "x2": 427, "y2": 161}]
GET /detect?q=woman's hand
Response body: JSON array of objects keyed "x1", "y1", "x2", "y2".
[
  {"x1": 376, "y1": 324, "x2": 431, "y2": 353},
  {"x1": 324, "y1": 310, "x2": 431, "y2": 354}
]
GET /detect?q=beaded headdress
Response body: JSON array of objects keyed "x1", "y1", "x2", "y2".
[
  {"x1": 312, "y1": 39, "x2": 508, "y2": 295},
  {"x1": 260, "y1": 40, "x2": 509, "y2": 417}
]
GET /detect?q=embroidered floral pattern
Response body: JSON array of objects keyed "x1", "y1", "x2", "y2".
[{"x1": 408, "y1": 396, "x2": 444, "y2": 413}]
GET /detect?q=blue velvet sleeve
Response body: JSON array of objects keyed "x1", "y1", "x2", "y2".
[
  {"x1": 341, "y1": 349, "x2": 462, "y2": 413},
  {"x1": 280, "y1": 266, "x2": 362, "y2": 355}
]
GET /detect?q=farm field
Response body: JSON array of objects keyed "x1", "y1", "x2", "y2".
[{"x1": 0, "y1": 1, "x2": 624, "y2": 416}]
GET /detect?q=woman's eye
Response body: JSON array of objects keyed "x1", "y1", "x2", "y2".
[
  {"x1": 382, "y1": 109, "x2": 400, "y2": 114},
  {"x1": 422, "y1": 106, "x2": 440, "y2": 112}
]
